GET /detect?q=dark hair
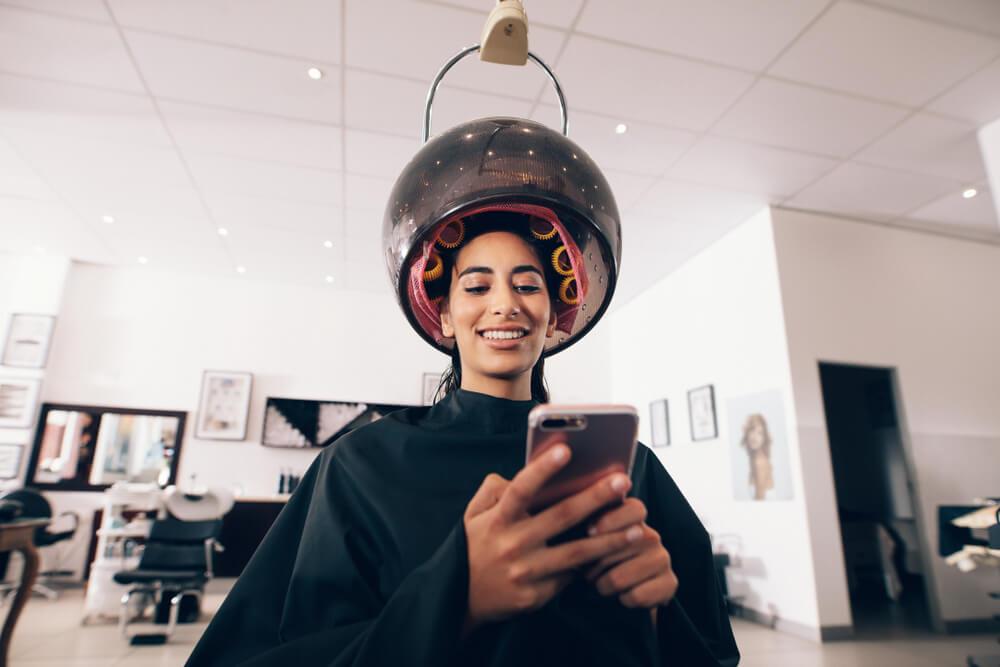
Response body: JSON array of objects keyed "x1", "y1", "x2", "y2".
[{"x1": 432, "y1": 212, "x2": 555, "y2": 403}]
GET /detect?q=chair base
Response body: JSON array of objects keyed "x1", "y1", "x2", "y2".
[
  {"x1": 120, "y1": 585, "x2": 204, "y2": 644},
  {"x1": 129, "y1": 634, "x2": 168, "y2": 646}
]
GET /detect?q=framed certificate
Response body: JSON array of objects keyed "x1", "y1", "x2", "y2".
[
  {"x1": 2, "y1": 314, "x2": 56, "y2": 369},
  {"x1": 195, "y1": 371, "x2": 253, "y2": 440},
  {"x1": 688, "y1": 385, "x2": 718, "y2": 441}
]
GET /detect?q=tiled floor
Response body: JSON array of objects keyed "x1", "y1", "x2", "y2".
[{"x1": 5, "y1": 581, "x2": 998, "y2": 666}]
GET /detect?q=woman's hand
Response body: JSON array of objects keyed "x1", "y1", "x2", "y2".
[
  {"x1": 583, "y1": 497, "x2": 679, "y2": 610},
  {"x1": 462, "y1": 445, "x2": 641, "y2": 634}
]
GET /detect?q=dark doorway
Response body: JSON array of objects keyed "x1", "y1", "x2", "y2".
[{"x1": 819, "y1": 362, "x2": 932, "y2": 637}]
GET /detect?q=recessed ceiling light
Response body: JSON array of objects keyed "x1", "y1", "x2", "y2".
[
  {"x1": 236, "y1": 265, "x2": 246, "y2": 274},
  {"x1": 102, "y1": 215, "x2": 115, "y2": 224},
  {"x1": 323, "y1": 240, "x2": 333, "y2": 248},
  {"x1": 217, "y1": 227, "x2": 229, "y2": 236},
  {"x1": 615, "y1": 123, "x2": 628, "y2": 135},
  {"x1": 325, "y1": 275, "x2": 334, "y2": 284},
  {"x1": 137, "y1": 256, "x2": 148, "y2": 265},
  {"x1": 307, "y1": 67, "x2": 323, "y2": 80},
  {"x1": 34, "y1": 246, "x2": 45, "y2": 254},
  {"x1": 963, "y1": 188, "x2": 978, "y2": 199}
]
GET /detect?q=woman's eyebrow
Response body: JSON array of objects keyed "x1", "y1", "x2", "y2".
[
  {"x1": 458, "y1": 265, "x2": 492, "y2": 278},
  {"x1": 457, "y1": 265, "x2": 543, "y2": 278},
  {"x1": 511, "y1": 265, "x2": 544, "y2": 277}
]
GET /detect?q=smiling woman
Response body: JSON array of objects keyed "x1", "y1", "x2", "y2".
[{"x1": 188, "y1": 82, "x2": 736, "y2": 667}]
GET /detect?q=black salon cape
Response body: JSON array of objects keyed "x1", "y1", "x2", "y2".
[{"x1": 187, "y1": 389, "x2": 739, "y2": 667}]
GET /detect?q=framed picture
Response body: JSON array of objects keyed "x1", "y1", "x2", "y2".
[
  {"x1": 422, "y1": 372, "x2": 443, "y2": 406},
  {"x1": 649, "y1": 399, "x2": 670, "y2": 447},
  {"x1": 687, "y1": 385, "x2": 718, "y2": 441},
  {"x1": 262, "y1": 397, "x2": 410, "y2": 448},
  {"x1": 2, "y1": 314, "x2": 56, "y2": 368},
  {"x1": 0, "y1": 378, "x2": 42, "y2": 429},
  {"x1": 195, "y1": 371, "x2": 253, "y2": 440},
  {"x1": 0, "y1": 444, "x2": 23, "y2": 479}
]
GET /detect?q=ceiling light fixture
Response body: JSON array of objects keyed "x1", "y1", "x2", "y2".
[
  {"x1": 217, "y1": 227, "x2": 229, "y2": 236},
  {"x1": 307, "y1": 67, "x2": 323, "y2": 80},
  {"x1": 138, "y1": 256, "x2": 148, "y2": 265},
  {"x1": 323, "y1": 240, "x2": 333, "y2": 248},
  {"x1": 963, "y1": 188, "x2": 978, "y2": 199},
  {"x1": 615, "y1": 123, "x2": 628, "y2": 134},
  {"x1": 102, "y1": 215, "x2": 115, "y2": 224},
  {"x1": 325, "y1": 275, "x2": 334, "y2": 284},
  {"x1": 236, "y1": 265, "x2": 246, "y2": 274}
]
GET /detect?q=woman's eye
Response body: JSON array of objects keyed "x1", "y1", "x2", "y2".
[
  {"x1": 515, "y1": 285, "x2": 541, "y2": 293},
  {"x1": 464, "y1": 285, "x2": 489, "y2": 294}
]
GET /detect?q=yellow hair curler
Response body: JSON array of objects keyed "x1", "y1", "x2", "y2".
[
  {"x1": 551, "y1": 245, "x2": 574, "y2": 276},
  {"x1": 529, "y1": 217, "x2": 557, "y2": 241},
  {"x1": 436, "y1": 220, "x2": 465, "y2": 249},
  {"x1": 423, "y1": 252, "x2": 444, "y2": 281},
  {"x1": 558, "y1": 276, "x2": 578, "y2": 305}
]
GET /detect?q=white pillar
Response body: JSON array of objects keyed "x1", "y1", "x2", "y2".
[{"x1": 978, "y1": 117, "x2": 1000, "y2": 229}]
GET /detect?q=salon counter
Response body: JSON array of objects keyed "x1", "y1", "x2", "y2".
[{"x1": 214, "y1": 497, "x2": 288, "y2": 577}]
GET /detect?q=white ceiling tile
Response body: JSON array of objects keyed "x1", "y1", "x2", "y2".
[
  {"x1": 187, "y1": 154, "x2": 341, "y2": 206},
  {"x1": 787, "y1": 161, "x2": 960, "y2": 220},
  {"x1": 344, "y1": 258, "x2": 393, "y2": 293},
  {"x1": 125, "y1": 31, "x2": 342, "y2": 123},
  {"x1": 0, "y1": 137, "x2": 53, "y2": 200},
  {"x1": 632, "y1": 179, "x2": 768, "y2": 226},
  {"x1": 345, "y1": 174, "x2": 395, "y2": 213},
  {"x1": 160, "y1": 101, "x2": 341, "y2": 171},
  {"x1": 602, "y1": 171, "x2": 656, "y2": 213},
  {"x1": 1, "y1": 1, "x2": 111, "y2": 22},
  {"x1": 224, "y1": 224, "x2": 334, "y2": 262},
  {"x1": 712, "y1": 78, "x2": 909, "y2": 158},
  {"x1": 97, "y1": 207, "x2": 215, "y2": 246},
  {"x1": 927, "y1": 56, "x2": 1000, "y2": 125},
  {"x1": 576, "y1": 0, "x2": 829, "y2": 72},
  {"x1": 555, "y1": 35, "x2": 755, "y2": 131},
  {"x1": 866, "y1": 0, "x2": 1000, "y2": 39},
  {"x1": 856, "y1": 113, "x2": 986, "y2": 183},
  {"x1": 5, "y1": 130, "x2": 192, "y2": 203},
  {"x1": 906, "y1": 186, "x2": 997, "y2": 230},
  {"x1": 0, "y1": 6, "x2": 143, "y2": 92},
  {"x1": 0, "y1": 74, "x2": 171, "y2": 148},
  {"x1": 108, "y1": 0, "x2": 341, "y2": 62},
  {"x1": 0, "y1": 196, "x2": 113, "y2": 262},
  {"x1": 668, "y1": 136, "x2": 839, "y2": 199},
  {"x1": 67, "y1": 185, "x2": 208, "y2": 230},
  {"x1": 532, "y1": 105, "x2": 697, "y2": 177},
  {"x1": 769, "y1": 2, "x2": 1000, "y2": 107},
  {"x1": 344, "y1": 69, "x2": 532, "y2": 138},
  {"x1": 206, "y1": 193, "x2": 343, "y2": 236},
  {"x1": 347, "y1": 0, "x2": 563, "y2": 101},
  {"x1": 428, "y1": 0, "x2": 583, "y2": 29},
  {"x1": 105, "y1": 237, "x2": 228, "y2": 272},
  {"x1": 345, "y1": 208, "x2": 385, "y2": 247},
  {"x1": 345, "y1": 130, "x2": 420, "y2": 179}
]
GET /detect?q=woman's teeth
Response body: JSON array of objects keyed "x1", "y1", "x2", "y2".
[{"x1": 480, "y1": 330, "x2": 526, "y2": 340}]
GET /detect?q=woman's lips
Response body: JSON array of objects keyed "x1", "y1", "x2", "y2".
[{"x1": 478, "y1": 331, "x2": 528, "y2": 350}]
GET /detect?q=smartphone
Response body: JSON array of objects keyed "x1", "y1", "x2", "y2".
[{"x1": 525, "y1": 404, "x2": 639, "y2": 514}]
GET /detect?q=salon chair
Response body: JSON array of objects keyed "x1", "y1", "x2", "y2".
[
  {"x1": 0, "y1": 487, "x2": 80, "y2": 600},
  {"x1": 113, "y1": 517, "x2": 221, "y2": 645}
]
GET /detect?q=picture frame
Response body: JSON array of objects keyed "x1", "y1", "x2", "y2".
[
  {"x1": 649, "y1": 398, "x2": 670, "y2": 447},
  {"x1": 422, "y1": 372, "x2": 443, "y2": 406},
  {"x1": 2, "y1": 314, "x2": 56, "y2": 369},
  {"x1": 195, "y1": 371, "x2": 253, "y2": 441},
  {"x1": 262, "y1": 397, "x2": 410, "y2": 448},
  {"x1": 0, "y1": 378, "x2": 42, "y2": 429},
  {"x1": 687, "y1": 385, "x2": 718, "y2": 441},
  {"x1": 0, "y1": 444, "x2": 23, "y2": 479}
]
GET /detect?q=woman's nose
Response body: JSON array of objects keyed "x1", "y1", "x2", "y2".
[{"x1": 491, "y1": 285, "x2": 521, "y2": 317}]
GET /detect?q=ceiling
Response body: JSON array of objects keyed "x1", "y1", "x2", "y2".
[{"x1": 1, "y1": 0, "x2": 999, "y2": 304}]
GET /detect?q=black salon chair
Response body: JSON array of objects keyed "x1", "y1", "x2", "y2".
[
  {"x1": 114, "y1": 517, "x2": 221, "y2": 645},
  {"x1": 0, "y1": 487, "x2": 80, "y2": 600}
]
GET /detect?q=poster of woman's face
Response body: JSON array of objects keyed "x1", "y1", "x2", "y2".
[{"x1": 728, "y1": 390, "x2": 793, "y2": 501}]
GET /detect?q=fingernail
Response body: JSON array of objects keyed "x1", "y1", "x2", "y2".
[
  {"x1": 626, "y1": 525, "x2": 642, "y2": 542},
  {"x1": 550, "y1": 446, "x2": 567, "y2": 463},
  {"x1": 611, "y1": 475, "x2": 628, "y2": 493}
]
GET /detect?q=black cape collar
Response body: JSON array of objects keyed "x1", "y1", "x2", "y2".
[{"x1": 422, "y1": 388, "x2": 539, "y2": 434}]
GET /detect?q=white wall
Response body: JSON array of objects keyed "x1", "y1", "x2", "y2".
[
  {"x1": 608, "y1": 209, "x2": 829, "y2": 638},
  {"x1": 978, "y1": 116, "x2": 1000, "y2": 227},
  {"x1": 772, "y1": 207, "x2": 1000, "y2": 626}
]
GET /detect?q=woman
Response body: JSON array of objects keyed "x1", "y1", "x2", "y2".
[
  {"x1": 740, "y1": 414, "x2": 774, "y2": 501},
  {"x1": 188, "y1": 119, "x2": 738, "y2": 666}
]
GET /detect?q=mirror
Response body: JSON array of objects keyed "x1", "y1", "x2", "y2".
[{"x1": 26, "y1": 403, "x2": 186, "y2": 491}]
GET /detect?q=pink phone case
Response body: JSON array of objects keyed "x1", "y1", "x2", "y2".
[{"x1": 525, "y1": 404, "x2": 639, "y2": 513}]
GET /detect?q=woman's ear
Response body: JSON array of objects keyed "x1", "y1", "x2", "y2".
[
  {"x1": 439, "y1": 299, "x2": 455, "y2": 338},
  {"x1": 545, "y1": 308, "x2": 557, "y2": 337}
]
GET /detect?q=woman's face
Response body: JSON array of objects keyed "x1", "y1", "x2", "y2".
[
  {"x1": 440, "y1": 231, "x2": 557, "y2": 386},
  {"x1": 746, "y1": 422, "x2": 766, "y2": 451}
]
